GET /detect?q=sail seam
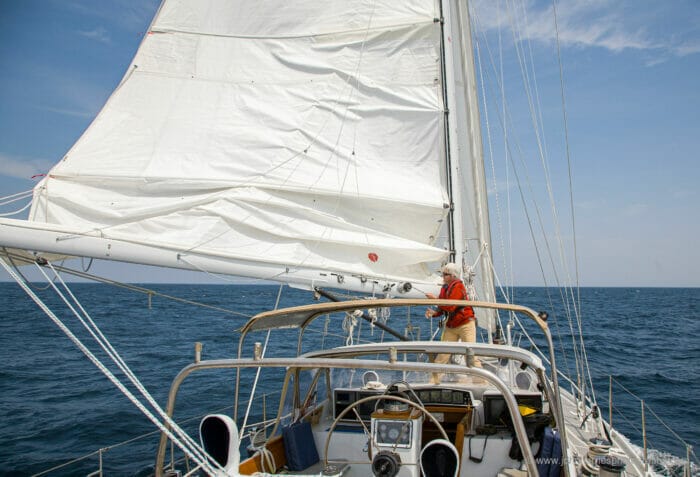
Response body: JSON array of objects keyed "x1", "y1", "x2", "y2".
[
  {"x1": 40, "y1": 175, "x2": 445, "y2": 207},
  {"x1": 150, "y1": 20, "x2": 435, "y2": 41}
]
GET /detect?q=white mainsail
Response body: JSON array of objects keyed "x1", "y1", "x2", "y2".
[{"x1": 1, "y1": 0, "x2": 495, "y2": 327}]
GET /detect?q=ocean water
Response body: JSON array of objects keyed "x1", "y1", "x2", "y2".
[{"x1": 0, "y1": 283, "x2": 697, "y2": 476}]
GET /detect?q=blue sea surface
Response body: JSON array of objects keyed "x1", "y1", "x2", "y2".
[{"x1": 0, "y1": 283, "x2": 697, "y2": 475}]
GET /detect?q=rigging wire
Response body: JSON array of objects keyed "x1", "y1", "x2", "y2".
[
  {"x1": 470, "y1": 7, "x2": 575, "y2": 377},
  {"x1": 31, "y1": 404, "x2": 243, "y2": 477},
  {"x1": 470, "y1": 2, "x2": 581, "y2": 385},
  {"x1": 0, "y1": 189, "x2": 34, "y2": 217},
  {"x1": 552, "y1": 0, "x2": 597, "y2": 408},
  {"x1": 0, "y1": 199, "x2": 32, "y2": 217},
  {"x1": 1, "y1": 248, "x2": 56, "y2": 291},
  {"x1": 532, "y1": 0, "x2": 588, "y2": 405},
  {"x1": 474, "y1": 3, "x2": 507, "y2": 300},
  {"x1": 176, "y1": 253, "x2": 289, "y2": 286},
  {"x1": 501, "y1": 0, "x2": 584, "y2": 388},
  {"x1": 240, "y1": 284, "x2": 284, "y2": 445},
  {"x1": 611, "y1": 377, "x2": 697, "y2": 453},
  {"x1": 508, "y1": 0, "x2": 591, "y2": 407},
  {"x1": 40, "y1": 261, "x2": 219, "y2": 472},
  {"x1": 498, "y1": 0, "x2": 516, "y2": 306},
  {"x1": 0, "y1": 257, "x2": 221, "y2": 475},
  {"x1": 1, "y1": 249, "x2": 251, "y2": 318},
  {"x1": 473, "y1": 0, "x2": 599, "y2": 416},
  {"x1": 0, "y1": 188, "x2": 34, "y2": 203}
]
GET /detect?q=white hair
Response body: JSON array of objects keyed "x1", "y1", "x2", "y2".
[{"x1": 441, "y1": 263, "x2": 460, "y2": 277}]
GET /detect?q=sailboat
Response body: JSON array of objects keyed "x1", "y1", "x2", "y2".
[{"x1": 0, "y1": 1, "x2": 674, "y2": 476}]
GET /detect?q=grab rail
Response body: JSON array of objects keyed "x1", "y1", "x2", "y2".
[
  {"x1": 233, "y1": 299, "x2": 571, "y2": 476},
  {"x1": 155, "y1": 356, "x2": 542, "y2": 477}
]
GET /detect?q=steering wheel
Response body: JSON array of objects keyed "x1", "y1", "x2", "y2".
[{"x1": 323, "y1": 394, "x2": 449, "y2": 473}]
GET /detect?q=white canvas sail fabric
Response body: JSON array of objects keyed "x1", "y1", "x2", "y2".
[
  {"x1": 29, "y1": 0, "x2": 449, "y2": 283},
  {"x1": 20, "y1": 0, "x2": 495, "y2": 318}
]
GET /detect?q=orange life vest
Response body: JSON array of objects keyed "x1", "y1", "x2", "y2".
[{"x1": 437, "y1": 279, "x2": 475, "y2": 328}]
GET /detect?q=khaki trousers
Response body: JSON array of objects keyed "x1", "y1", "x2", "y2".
[{"x1": 431, "y1": 320, "x2": 481, "y2": 384}]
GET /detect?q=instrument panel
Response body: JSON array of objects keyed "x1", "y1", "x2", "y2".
[
  {"x1": 413, "y1": 387, "x2": 472, "y2": 406},
  {"x1": 334, "y1": 387, "x2": 472, "y2": 421}
]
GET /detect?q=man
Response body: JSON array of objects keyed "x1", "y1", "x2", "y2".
[{"x1": 425, "y1": 262, "x2": 481, "y2": 384}]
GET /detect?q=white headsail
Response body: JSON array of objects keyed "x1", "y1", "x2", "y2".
[{"x1": 0, "y1": 0, "x2": 496, "y2": 328}]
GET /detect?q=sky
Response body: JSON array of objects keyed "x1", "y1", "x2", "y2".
[{"x1": 0, "y1": 0, "x2": 698, "y2": 287}]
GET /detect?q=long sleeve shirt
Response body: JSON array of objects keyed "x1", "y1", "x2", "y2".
[{"x1": 435, "y1": 279, "x2": 475, "y2": 328}]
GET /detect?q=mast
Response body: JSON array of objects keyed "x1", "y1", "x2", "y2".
[
  {"x1": 440, "y1": 0, "x2": 497, "y2": 335},
  {"x1": 438, "y1": 0, "x2": 464, "y2": 269}
]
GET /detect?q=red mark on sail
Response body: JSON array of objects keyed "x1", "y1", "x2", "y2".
[
  {"x1": 31, "y1": 174, "x2": 46, "y2": 179},
  {"x1": 368, "y1": 253, "x2": 379, "y2": 263}
]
